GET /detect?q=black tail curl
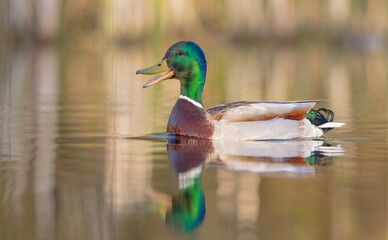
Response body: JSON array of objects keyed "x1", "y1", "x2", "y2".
[{"x1": 306, "y1": 108, "x2": 335, "y2": 133}]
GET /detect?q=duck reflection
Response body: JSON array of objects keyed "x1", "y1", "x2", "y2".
[
  {"x1": 207, "y1": 140, "x2": 343, "y2": 174},
  {"x1": 146, "y1": 138, "x2": 209, "y2": 232},
  {"x1": 166, "y1": 138, "x2": 210, "y2": 231},
  {"x1": 145, "y1": 138, "x2": 343, "y2": 232}
]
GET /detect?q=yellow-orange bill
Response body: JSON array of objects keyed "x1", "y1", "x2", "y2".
[{"x1": 142, "y1": 69, "x2": 175, "y2": 88}]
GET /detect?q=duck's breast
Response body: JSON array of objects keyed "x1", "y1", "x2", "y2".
[{"x1": 167, "y1": 96, "x2": 214, "y2": 139}]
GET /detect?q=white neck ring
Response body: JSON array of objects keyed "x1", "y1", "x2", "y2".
[{"x1": 179, "y1": 95, "x2": 203, "y2": 108}]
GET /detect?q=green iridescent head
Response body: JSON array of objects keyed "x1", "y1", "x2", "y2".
[{"x1": 136, "y1": 41, "x2": 207, "y2": 104}]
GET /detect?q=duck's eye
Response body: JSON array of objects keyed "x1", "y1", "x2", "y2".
[{"x1": 178, "y1": 50, "x2": 185, "y2": 56}]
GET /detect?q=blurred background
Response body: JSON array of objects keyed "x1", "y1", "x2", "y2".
[
  {"x1": 1, "y1": 0, "x2": 387, "y2": 45},
  {"x1": 1, "y1": 1, "x2": 388, "y2": 240}
]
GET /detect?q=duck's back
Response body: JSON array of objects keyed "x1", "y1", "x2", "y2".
[
  {"x1": 207, "y1": 100, "x2": 323, "y2": 140},
  {"x1": 207, "y1": 100, "x2": 318, "y2": 121}
]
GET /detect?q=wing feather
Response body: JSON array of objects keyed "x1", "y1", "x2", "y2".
[{"x1": 207, "y1": 101, "x2": 319, "y2": 122}]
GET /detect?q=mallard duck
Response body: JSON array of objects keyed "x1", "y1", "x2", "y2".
[{"x1": 136, "y1": 41, "x2": 344, "y2": 140}]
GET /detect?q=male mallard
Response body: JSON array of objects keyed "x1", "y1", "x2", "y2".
[{"x1": 136, "y1": 41, "x2": 344, "y2": 140}]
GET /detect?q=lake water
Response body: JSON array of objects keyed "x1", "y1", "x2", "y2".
[{"x1": 0, "y1": 42, "x2": 387, "y2": 240}]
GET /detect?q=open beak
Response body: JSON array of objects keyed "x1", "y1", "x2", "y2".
[{"x1": 136, "y1": 59, "x2": 175, "y2": 88}]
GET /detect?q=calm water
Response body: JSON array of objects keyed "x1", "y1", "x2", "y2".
[{"x1": 0, "y1": 42, "x2": 387, "y2": 240}]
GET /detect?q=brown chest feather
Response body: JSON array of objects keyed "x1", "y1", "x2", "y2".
[{"x1": 167, "y1": 98, "x2": 214, "y2": 139}]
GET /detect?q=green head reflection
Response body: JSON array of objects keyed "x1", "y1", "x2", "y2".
[
  {"x1": 164, "y1": 138, "x2": 212, "y2": 232},
  {"x1": 165, "y1": 177, "x2": 205, "y2": 232}
]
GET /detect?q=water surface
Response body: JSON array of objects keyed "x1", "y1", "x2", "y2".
[{"x1": 0, "y1": 43, "x2": 387, "y2": 240}]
